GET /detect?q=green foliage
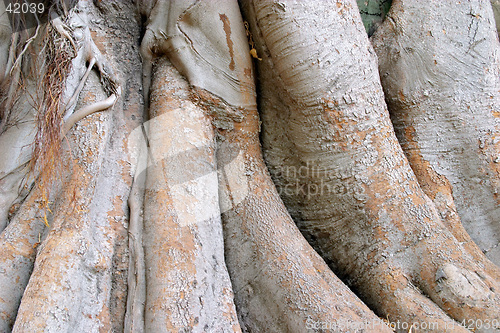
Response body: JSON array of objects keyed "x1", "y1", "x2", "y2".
[{"x1": 357, "y1": 0, "x2": 392, "y2": 36}]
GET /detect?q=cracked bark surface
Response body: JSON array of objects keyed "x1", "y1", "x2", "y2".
[
  {"x1": 372, "y1": 0, "x2": 500, "y2": 265},
  {"x1": 243, "y1": 0, "x2": 500, "y2": 330},
  {"x1": 0, "y1": 0, "x2": 498, "y2": 332}
]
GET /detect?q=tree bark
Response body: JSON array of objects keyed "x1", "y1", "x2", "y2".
[
  {"x1": 0, "y1": 0, "x2": 499, "y2": 332},
  {"x1": 4, "y1": 1, "x2": 142, "y2": 331},
  {"x1": 372, "y1": 0, "x2": 500, "y2": 265},
  {"x1": 139, "y1": 1, "x2": 390, "y2": 331},
  {"x1": 141, "y1": 57, "x2": 241, "y2": 332},
  {"x1": 243, "y1": 0, "x2": 500, "y2": 330}
]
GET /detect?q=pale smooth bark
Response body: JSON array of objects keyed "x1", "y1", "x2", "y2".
[
  {"x1": 0, "y1": 102, "x2": 35, "y2": 232},
  {"x1": 0, "y1": 37, "x2": 39, "y2": 232}
]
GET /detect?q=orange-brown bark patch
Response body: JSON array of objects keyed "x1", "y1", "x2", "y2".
[{"x1": 219, "y1": 14, "x2": 235, "y2": 71}]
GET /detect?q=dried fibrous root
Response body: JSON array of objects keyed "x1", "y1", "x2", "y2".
[{"x1": 1, "y1": 1, "x2": 47, "y2": 131}]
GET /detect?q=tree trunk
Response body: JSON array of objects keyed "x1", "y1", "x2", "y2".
[
  {"x1": 0, "y1": 0, "x2": 498, "y2": 332},
  {"x1": 243, "y1": 0, "x2": 499, "y2": 329},
  {"x1": 141, "y1": 57, "x2": 240, "y2": 332},
  {"x1": 372, "y1": 0, "x2": 500, "y2": 265}
]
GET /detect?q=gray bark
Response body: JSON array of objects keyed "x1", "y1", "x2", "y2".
[
  {"x1": 141, "y1": 58, "x2": 240, "y2": 332},
  {"x1": 372, "y1": 0, "x2": 500, "y2": 264},
  {"x1": 0, "y1": 0, "x2": 499, "y2": 332},
  {"x1": 9, "y1": 1, "x2": 141, "y2": 331},
  {"x1": 243, "y1": 0, "x2": 499, "y2": 329}
]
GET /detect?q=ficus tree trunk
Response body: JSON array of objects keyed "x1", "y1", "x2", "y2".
[
  {"x1": 372, "y1": 0, "x2": 500, "y2": 265},
  {"x1": 0, "y1": 0, "x2": 498, "y2": 332}
]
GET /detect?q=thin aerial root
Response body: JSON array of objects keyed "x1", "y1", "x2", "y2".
[
  {"x1": 64, "y1": 57, "x2": 96, "y2": 112},
  {"x1": 124, "y1": 126, "x2": 147, "y2": 333},
  {"x1": 62, "y1": 87, "x2": 120, "y2": 136},
  {"x1": 3, "y1": 32, "x2": 17, "y2": 79},
  {"x1": 139, "y1": 34, "x2": 153, "y2": 113},
  {"x1": 50, "y1": 13, "x2": 77, "y2": 53},
  {"x1": 61, "y1": 22, "x2": 121, "y2": 136},
  {"x1": 10, "y1": 23, "x2": 41, "y2": 76}
]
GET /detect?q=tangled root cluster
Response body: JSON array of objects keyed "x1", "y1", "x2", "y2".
[
  {"x1": 0, "y1": 1, "x2": 79, "y2": 219},
  {"x1": 31, "y1": 22, "x2": 75, "y2": 182}
]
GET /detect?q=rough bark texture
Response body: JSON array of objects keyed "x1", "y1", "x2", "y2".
[
  {"x1": 139, "y1": 1, "x2": 390, "y2": 331},
  {"x1": 372, "y1": 0, "x2": 500, "y2": 265},
  {"x1": 0, "y1": 0, "x2": 499, "y2": 332},
  {"x1": 243, "y1": 0, "x2": 500, "y2": 330},
  {"x1": 0, "y1": 185, "x2": 46, "y2": 331},
  {"x1": 141, "y1": 57, "x2": 240, "y2": 332},
  {"x1": 3, "y1": 1, "x2": 142, "y2": 331},
  {"x1": 214, "y1": 96, "x2": 389, "y2": 332}
]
